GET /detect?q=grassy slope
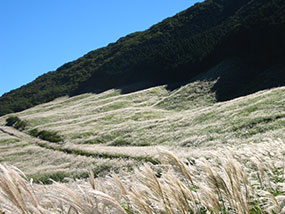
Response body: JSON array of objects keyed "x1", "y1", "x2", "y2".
[
  {"x1": 0, "y1": 126, "x2": 136, "y2": 184},
  {"x1": 0, "y1": 71, "x2": 284, "y2": 181}
]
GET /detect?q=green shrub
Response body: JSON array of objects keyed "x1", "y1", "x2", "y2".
[
  {"x1": 6, "y1": 116, "x2": 27, "y2": 130},
  {"x1": 14, "y1": 120, "x2": 27, "y2": 130},
  {"x1": 29, "y1": 129, "x2": 63, "y2": 143},
  {"x1": 6, "y1": 116, "x2": 20, "y2": 126},
  {"x1": 29, "y1": 128, "x2": 39, "y2": 137}
]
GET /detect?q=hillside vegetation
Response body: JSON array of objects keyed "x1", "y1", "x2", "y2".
[
  {"x1": 0, "y1": 0, "x2": 284, "y2": 212},
  {"x1": 0, "y1": 139, "x2": 284, "y2": 213},
  {"x1": 0, "y1": 78, "x2": 284, "y2": 182},
  {"x1": 0, "y1": 0, "x2": 284, "y2": 116},
  {"x1": 0, "y1": 80, "x2": 284, "y2": 213}
]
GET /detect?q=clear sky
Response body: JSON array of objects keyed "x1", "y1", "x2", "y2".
[{"x1": 0, "y1": 0, "x2": 200, "y2": 96}]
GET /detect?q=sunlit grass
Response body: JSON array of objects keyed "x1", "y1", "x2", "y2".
[
  {"x1": 0, "y1": 82, "x2": 284, "y2": 211},
  {"x1": 4, "y1": 83, "x2": 282, "y2": 148},
  {"x1": 0, "y1": 139, "x2": 284, "y2": 213}
]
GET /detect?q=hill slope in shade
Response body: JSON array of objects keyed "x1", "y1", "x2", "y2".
[{"x1": 0, "y1": 0, "x2": 284, "y2": 116}]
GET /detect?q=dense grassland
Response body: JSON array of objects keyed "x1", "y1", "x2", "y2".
[
  {"x1": 0, "y1": 79, "x2": 284, "y2": 213},
  {"x1": 2, "y1": 81, "x2": 284, "y2": 148},
  {"x1": 0, "y1": 0, "x2": 284, "y2": 211},
  {"x1": 0, "y1": 139, "x2": 284, "y2": 213},
  {"x1": 0, "y1": 79, "x2": 284, "y2": 179}
]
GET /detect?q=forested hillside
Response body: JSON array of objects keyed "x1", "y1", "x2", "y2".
[{"x1": 0, "y1": 0, "x2": 284, "y2": 116}]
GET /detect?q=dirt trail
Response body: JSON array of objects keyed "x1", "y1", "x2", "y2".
[
  {"x1": 0, "y1": 126, "x2": 44, "y2": 144},
  {"x1": 0, "y1": 126, "x2": 159, "y2": 162},
  {"x1": 0, "y1": 126, "x2": 18, "y2": 137},
  {"x1": 67, "y1": 144, "x2": 166, "y2": 157}
]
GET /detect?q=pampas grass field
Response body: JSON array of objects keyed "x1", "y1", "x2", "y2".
[
  {"x1": 0, "y1": 139, "x2": 284, "y2": 213},
  {"x1": 0, "y1": 82, "x2": 284, "y2": 213}
]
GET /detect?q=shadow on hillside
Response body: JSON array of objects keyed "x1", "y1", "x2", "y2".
[
  {"x1": 118, "y1": 58, "x2": 285, "y2": 102},
  {"x1": 71, "y1": 57, "x2": 285, "y2": 103},
  {"x1": 196, "y1": 58, "x2": 285, "y2": 101}
]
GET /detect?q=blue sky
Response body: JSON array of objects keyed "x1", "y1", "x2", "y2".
[{"x1": 0, "y1": 0, "x2": 200, "y2": 96}]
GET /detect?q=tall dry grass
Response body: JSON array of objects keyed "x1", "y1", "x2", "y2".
[{"x1": 0, "y1": 139, "x2": 284, "y2": 213}]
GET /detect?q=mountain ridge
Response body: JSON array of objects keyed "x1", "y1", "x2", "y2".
[{"x1": 0, "y1": 0, "x2": 284, "y2": 116}]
